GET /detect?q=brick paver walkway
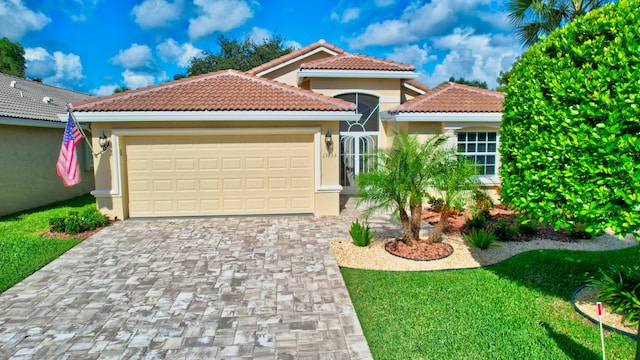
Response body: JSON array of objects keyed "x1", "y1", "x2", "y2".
[{"x1": 0, "y1": 198, "x2": 387, "y2": 359}]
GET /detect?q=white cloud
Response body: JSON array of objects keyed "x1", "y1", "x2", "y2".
[
  {"x1": 121, "y1": 69, "x2": 167, "y2": 89},
  {"x1": 285, "y1": 40, "x2": 301, "y2": 50},
  {"x1": 349, "y1": 0, "x2": 495, "y2": 49},
  {"x1": 420, "y1": 27, "x2": 519, "y2": 89},
  {"x1": 24, "y1": 47, "x2": 84, "y2": 87},
  {"x1": 386, "y1": 44, "x2": 436, "y2": 68},
  {"x1": 247, "y1": 27, "x2": 272, "y2": 44},
  {"x1": 188, "y1": 0, "x2": 253, "y2": 40},
  {"x1": 91, "y1": 84, "x2": 118, "y2": 96},
  {"x1": 330, "y1": 7, "x2": 361, "y2": 23},
  {"x1": 131, "y1": 0, "x2": 182, "y2": 28},
  {"x1": 111, "y1": 43, "x2": 155, "y2": 69},
  {"x1": 157, "y1": 38, "x2": 203, "y2": 67},
  {"x1": 0, "y1": 0, "x2": 50, "y2": 39}
]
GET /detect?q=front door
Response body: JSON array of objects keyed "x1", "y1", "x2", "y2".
[
  {"x1": 340, "y1": 133, "x2": 377, "y2": 194},
  {"x1": 334, "y1": 93, "x2": 381, "y2": 194}
]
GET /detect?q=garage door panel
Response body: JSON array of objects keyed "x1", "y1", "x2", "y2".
[{"x1": 126, "y1": 135, "x2": 314, "y2": 217}]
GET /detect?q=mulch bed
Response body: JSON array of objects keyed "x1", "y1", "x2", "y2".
[
  {"x1": 387, "y1": 205, "x2": 579, "y2": 261},
  {"x1": 40, "y1": 221, "x2": 113, "y2": 240},
  {"x1": 385, "y1": 240, "x2": 453, "y2": 261},
  {"x1": 422, "y1": 206, "x2": 576, "y2": 242}
]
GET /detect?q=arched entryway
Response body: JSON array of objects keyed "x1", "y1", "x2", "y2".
[{"x1": 334, "y1": 93, "x2": 379, "y2": 194}]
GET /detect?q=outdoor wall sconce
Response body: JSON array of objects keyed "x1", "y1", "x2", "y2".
[
  {"x1": 325, "y1": 130, "x2": 333, "y2": 148},
  {"x1": 99, "y1": 131, "x2": 111, "y2": 152}
]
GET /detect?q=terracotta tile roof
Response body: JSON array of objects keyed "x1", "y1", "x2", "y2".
[
  {"x1": 403, "y1": 79, "x2": 430, "y2": 93},
  {"x1": 71, "y1": 69, "x2": 356, "y2": 112},
  {"x1": 246, "y1": 40, "x2": 345, "y2": 75},
  {"x1": 300, "y1": 53, "x2": 415, "y2": 72},
  {"x1": 0, "y1": 73, "x2": 92, "y2": 122},
  {"x1": 390, "y1": 82, "x2": 503, "y2": 113}
]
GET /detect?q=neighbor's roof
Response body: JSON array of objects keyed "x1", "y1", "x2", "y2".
[
  {"x1": 0, "y1": 73, "x2": 92, "y2": 122},
  {"x1": 300, "y1": 53, "x2": 415, "y2": 72},
  {"x1": 390, "y1": 82, "x2": 503, "y2": 113},
  {"x1": 246, "y1": 40, "x2": 345, "y2": 76},
  {"x1": 72, "y1": 69, "x2": 357, "y2": 112}
]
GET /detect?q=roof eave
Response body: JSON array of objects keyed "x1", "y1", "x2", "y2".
[
  {"x1": 298, "y1": 69, "x2": 419, "y2": 80},
  {"x1": 66, "y1": 110, "x2": 361, "y2": 123},
  {"x1": 255, "y1": 47, "x2": 341, "y2": 77},
  {"x1": 387, "y1": 112, "x2": 503, "y2": 122}
]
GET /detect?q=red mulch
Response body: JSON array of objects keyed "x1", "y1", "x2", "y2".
[
  {"x1": 385, "y1": 240, "x2": 453, "y2": 261},
  {"x1": 421, "y1": 206, "x2": 575, "y2": 242},
  {"x1": 388, "y1": 205, "x2": 577, "y2": 261}
]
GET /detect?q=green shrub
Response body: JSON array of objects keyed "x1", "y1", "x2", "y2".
[
  {"x1": 349, "y1": 219, "x2": 376, "y2": 247},
  {"x1": 492, "y1": 218, "x2": 518, "y2": 242},
  {"x1": 589, "y1": 264, "x2": 640, "y2": 327},
  {"x1": 463, "y1": 228, "x2": 499, "y2": 250},
  {"x1": 500, "y1": 0, "x2": 640, "y2": 239},
  {"x1": 516, "y1": 218, "x2": 539, "y2": 236},
  {"x1": 472, "y1": 188, "x2": 493, "y2": 218},
  {"x1": 465, "y1": 213, "x2": 487, "y2": 230},
  {"x1": 49, "y1": 209, "x2": 109, "y2": 235}
]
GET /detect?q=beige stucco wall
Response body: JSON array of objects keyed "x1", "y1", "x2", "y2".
[
  {"x1": 0, "y1": 123, "x2": 95, "y2": 217},
  {"x1": 259, "y1": 52, "x2": 333, "y2": 87},
  {"x1": 308, "y1": 78, "x2": 403, "y2": 112},
  {"x1": 89, "y1": 119, "x2": 341, "y2": 219}
]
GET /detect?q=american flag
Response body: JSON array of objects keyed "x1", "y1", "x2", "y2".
[{"x1": 56, "y1": 113, "x2": 84, "y2": 186}]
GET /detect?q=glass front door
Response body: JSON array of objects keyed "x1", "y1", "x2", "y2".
[
  {"x1": 334, "y1": 93, "x2": 380, "y2": 194},
  {"x1": 340, "y1": 133, "x2": 377, "y2": 194}
]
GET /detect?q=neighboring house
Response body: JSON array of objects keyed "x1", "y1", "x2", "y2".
[
  {"x1": 0, "y1": 73, "x2": 95, "y2": 217},
  {"x1": 70, "y1": 40, "x2": 503, "y2": 220}
]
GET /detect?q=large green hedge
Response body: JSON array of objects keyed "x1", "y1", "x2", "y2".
[{"x1": 500, "y1": 0, "x2": 640, "y2": 238}]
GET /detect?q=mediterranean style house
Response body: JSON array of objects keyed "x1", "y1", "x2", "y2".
[
  {"x1": 0, "y1": 73, "x2": 94, "y2": 217},
  {"x1": 69, "y1": 40, "x2": 503, "y2": 219}
]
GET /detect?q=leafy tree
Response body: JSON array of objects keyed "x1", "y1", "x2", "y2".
[
  {"x1": 356, "y1": 130, "x2": 446, "y2": 246},
  {"x1": 495, "y1": 58, "x2": 520, "y2": 92},
  {"x1": 0, "y1": 37, "x2": 25, "y2": 77},
  {"x1": 447, "y1": 76, "x2": 488, "y2": 89},
  {"x1": 500, "y1": 0, "x2": 640, "y2": 240},
  {"x1": 113, "y1": 86, "x2": 129, "y2": 94},
  {"x1": 507, "y1": 0, "x2": 610, "y2": 47},
  {"x1": 186, "y1": 33, "x2": 294, "y2": 76}
]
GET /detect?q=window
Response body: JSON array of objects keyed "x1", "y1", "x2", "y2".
[
  {"x1": 457, "y1": 131, "x2": 498, "y2": 176},
  {"x1": 335, "y1": 93, "x2": 379, "y2": 132}
]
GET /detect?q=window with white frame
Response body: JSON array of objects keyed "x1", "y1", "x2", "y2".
[{"x1": 457, "y1": 131, "x2": 498, "y2": 176}]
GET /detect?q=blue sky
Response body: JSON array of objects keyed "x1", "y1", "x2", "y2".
[{"x1": 1, "y1": 0, "x2": 524, "y2": 96}]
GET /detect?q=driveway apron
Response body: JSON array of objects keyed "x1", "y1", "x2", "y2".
[{"x1": 0, "y1": 200, "x2": 382, "y2": 359}]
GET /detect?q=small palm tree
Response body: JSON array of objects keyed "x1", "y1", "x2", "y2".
[
  {"x1": 356, "y1": 130, "x2": 445, "y2": 247},
  {"x1": 507, "y1": 0, "x2": 609, "y2": 47},
  {"x1": 428, "y1": 153, "x2": 479, "y2": 242}
]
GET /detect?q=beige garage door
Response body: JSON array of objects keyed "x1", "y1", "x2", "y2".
[{"x1": 125, "y1": 135, "x2": 314, "y2": 217}]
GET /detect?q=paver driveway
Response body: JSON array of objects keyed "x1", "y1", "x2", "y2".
[{"x1": 0, "y1": 200, "x2": 383, "y2": 359}]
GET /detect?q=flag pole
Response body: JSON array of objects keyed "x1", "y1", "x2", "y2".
[{"x1": 66, "y1": 103, "x2": 102, "y2": 156}]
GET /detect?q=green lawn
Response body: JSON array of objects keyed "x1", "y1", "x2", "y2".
[
  {"x1": 342, "y1": 246, "x2": 639, "y2": 360},
  {"x1": 0, "y1": 194, "x2": 96, "y2": 293}
]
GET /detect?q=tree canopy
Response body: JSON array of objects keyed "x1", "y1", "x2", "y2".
[
  {"x1": 185, "y1": 34, "x2": 295, "y2": 77},
  {"x1": 446, "y1": 77, "x2": 488, "y2": 89},
  {"x1": 500, "y1": 0, "x2": 640, "y2": 240},
  {"x1": 507, "y1": 0, "x2": 610, "y2": 47},
  {"x1": 0, "y1": 37, "x2": 25, "y2": 78}
]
